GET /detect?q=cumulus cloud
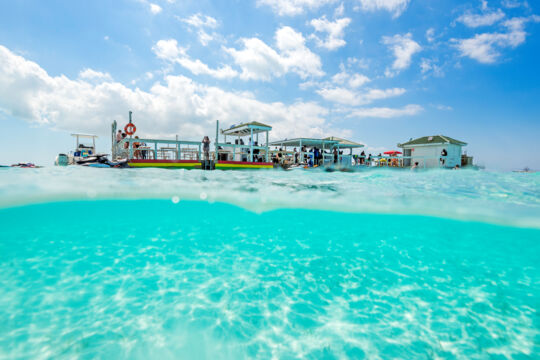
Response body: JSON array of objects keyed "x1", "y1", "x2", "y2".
[
  {"x1": 256, "y1": 0, "x2": 337, "y2": 16},
  {"x1": 347, "y1": 104, "x2": 423, "y2": 118},
  {"x1": 153, "y1": 39, "x2": 238, "y2": 79},
  {"x1": 331, "y1": 67, "x2": 370, "y2": 88},
  {"x1": 420, "y1": 58, "x2": 444, "y2": 78},
  {"x1": 78, "y1": 69, "x2": 113, "y2": 82},
  {"x1": 309, "y1": 16, "x2": 351, "y2": 50},
  {"x1": 425, "y1": 28, "x2": 436, "y2": 43},
  {"x1": 334, "y1": 3, "x2": 345, "y2": 17},
  {"x1": 356, "y1": 0, "x2": 410, "y2": 18},
  {"x1": 453, "y1": 16, "x2": 539, "y2": 64},
  {"x1": 501, "y1": 0, "x2": 528, "y2": 9},
  {"x1": 382, "y1": 33, "x2": 422, "y2": 77},
  {"x1": 317, "y1": 86, "x2": 406, "y2": 106},
  {"x1": 149, "y1": 3, "x2": 162, "y2": 14},
  {"x1": 457, "y1": 9, "x2": 505, "y2": 28},
  {"x1": 0, "y1": 45, "x2": 348, "y2": 141},
  {"x1": 180, "y1": 13, "x2": 219, "y2": 46},
  {"x1": 225, "y1": 26, "x2": 324, "y2": 81}
]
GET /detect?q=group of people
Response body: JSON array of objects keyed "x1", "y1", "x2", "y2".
[
  {"x1": 271, "y1": 146, "x2": 344, "y2": 167},
  {"x1": 116, "y1": 130, "x2": 147, "y2": 159}
]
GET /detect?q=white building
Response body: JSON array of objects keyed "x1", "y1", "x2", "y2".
[{"x1": 398, "y1": 135, "x2": 468, "y2": 168}]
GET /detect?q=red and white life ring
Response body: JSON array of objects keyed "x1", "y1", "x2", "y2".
[{"x1": 124, "y1": 123, "x2": 136, "y2": 136}]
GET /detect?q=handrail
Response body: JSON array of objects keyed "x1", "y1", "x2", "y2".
[{"x1": 115, "y1": 137, "x2": 202, "y2": 161}]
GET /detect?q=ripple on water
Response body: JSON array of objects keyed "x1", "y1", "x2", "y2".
[{"x1": 0, "y1": 167, "x2": 539, "y2": 228}]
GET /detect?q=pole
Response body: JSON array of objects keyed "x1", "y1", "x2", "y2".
[
  {"x1": 265, "y1": 130, "x2": 269, "y2": 162},
  {"x1": 215, "y1": 120, "x2": 219, "y2": 162},
  {"x1": 176, "y1": 135, "x2": 179, "y2": 160},
  {"x1": 250, "y1": 128, "x2": 253, "y2": 162},
  {"x1": 112, "y1": 120, "x2": 117, "y2": 159},
  {"x1": 128, "y1": 111, "x2": 133, "y2": 140}
]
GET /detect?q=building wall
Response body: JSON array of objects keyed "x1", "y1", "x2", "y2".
[{"x1": 406, "y1": 144, "x2": 462, "y2": 168}]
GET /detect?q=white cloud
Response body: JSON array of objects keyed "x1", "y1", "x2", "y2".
[
  {"x1": 356, "y1": 0, "x2": 410, "y2": 18},
  {"x1": 502, "y1": 0, "x2": 529, "y2": 8},
  {"x1": 453, "y1": 16, "x2": 539, "y2": 64},
  {"x1": 225, "y1": 26, "x2": 324, "y2": 81},
  {"x1": 0, "y1": 45, "x2": 347, "y2": 141},
  {"x1": 382, "y1": 33, "x2": 422, "y2": 77},
  {"x1": 256, "y1": 0, "x2": 337, "y2": 16},
  {"x1": 78, "y1": 69, "x2": 113, "y2": 82},
  {"x1": 334, "y1": 3, "x2": 345, "y2": 17},
  {"x1": 181, "y1": 13, "x2": 218, "y2": 29},
  {"x1": 225, "y1": 38, "x2": 285, "y2": 81},
  {"x1": 347, "y1": 104, "x2": 423, "y2": 118},
  {"x1": 310, "y1": 16, "x2": 351, "y2": 50},
  {"x1": 317, "y1": 86, "x2": 405, "y2": 106},
  {"x1": 180, "y1": 13, "x2": 219, "y2": 46},
  {"x1": 149, "y1": 3, "x2": 162, "y2": 14},
  {"x1": 425, "y1": 28, "x2": 435, "y2": 43},
  {"x1": 434, "y1": 104, "x2": 453, "y2": 111},
  {"x1": 420, "y1": 58, "x2": 444, "y2": 77},
  {"x1": 457, "y1": 9, "x2": 505, "y2": 28},
  {"x1": 153, "y1": 39, "x2": 238, "y2": 79},
  {"x1": 331, "y1": 68, "x2": 370, "y2": 88}
]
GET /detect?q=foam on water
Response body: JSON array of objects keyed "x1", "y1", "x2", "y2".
[
  {"x1": 0, "y1": 201, "x2": 539, "y2": 359},
  {"x1": 0, "y1": 167, "x2": 539, "y2": 228}
]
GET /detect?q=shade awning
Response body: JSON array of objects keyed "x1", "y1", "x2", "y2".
[
  {"x1": 323, "y1": 136, "x2": 364, "y2": 148},
  {"x1": 268, "y1": 138, "x2": 339, "y2": 148},
  {"x1": 71, "y1": 134, "x2": 98, "y2": 139},
  {"x1": 222, "y1": 122, "x2": 272, "y2": 137}
]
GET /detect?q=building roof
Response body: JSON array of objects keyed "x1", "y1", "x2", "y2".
[
  {"x1": 222, "y1": 121, "x2": 272, "y2": 137},
  {"x1": 398, "y1": 135, "x2": 467, "y2": 147},
  {"x1": 323, "y1": 136, "x2": 364, "y2": 148}
]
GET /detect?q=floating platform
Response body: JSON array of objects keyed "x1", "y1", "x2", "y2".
[{"x1": 127, "y1": 159, "x2": 273, "y2": 170}]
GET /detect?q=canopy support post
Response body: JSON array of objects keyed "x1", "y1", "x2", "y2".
[
  {"x1": 250, "y1": 128, "x2": 254, "y2": 162},
  {"x1": 215, "y1": 120, "x2": 219, "y2": 162},
  {"x1": 266, "y1": 131, "x2": 269, "y2": 162}
]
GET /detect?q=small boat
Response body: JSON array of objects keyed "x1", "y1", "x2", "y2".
[
  {"x1": 55, "y1": 134, "x2": 127, "y2": 168},
  {"x1": 10, "y1": 163, "x2": 41, "y2": 168},
  {"x1": 55, "y1": 134, "x2": 104, "y2": 166},
  {"x1": 513, "y1": 167, "x2": 535, "y2": 173}
]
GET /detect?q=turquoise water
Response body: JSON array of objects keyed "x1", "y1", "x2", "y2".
[{"x1": 0, "y1": 168, "x2": 539, "y2": 359}]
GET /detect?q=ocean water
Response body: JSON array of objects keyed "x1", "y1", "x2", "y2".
[{"x1": 0, "y1": 168, "x2": 539, "y2": 359}]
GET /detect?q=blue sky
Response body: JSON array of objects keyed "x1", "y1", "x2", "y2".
[{"x1": 0, "y1": 0, "x2": 539, "y2": 170}]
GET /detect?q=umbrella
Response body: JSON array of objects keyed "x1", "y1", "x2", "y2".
[{"x1": 383, "y1": 150, "x2": 402, "y2": 156}]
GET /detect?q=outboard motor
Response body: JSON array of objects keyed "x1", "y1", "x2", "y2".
[{"x1": 55, "y1": 154, "x2": 69, "y2": 166}]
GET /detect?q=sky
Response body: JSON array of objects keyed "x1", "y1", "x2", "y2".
[{"x1": 0, "y1": 0, "x2": 539, "y2": 170}]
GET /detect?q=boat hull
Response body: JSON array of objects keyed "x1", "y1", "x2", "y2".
[
  {"x1": 127, "y1": 159, "x2": 273, "y2": 170},
  {"x1": 215, "y1": 161, "x2": 273, "y2": 170},
  {"x1": 128, "y1": 160, "x2": 201, "y2": 168}
]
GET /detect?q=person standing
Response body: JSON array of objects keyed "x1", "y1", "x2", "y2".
[
  {"x1": 202, "y1": 136, "x2": 211, "y2": 160},
  {"x1": 440, "y1": 148, "x2": 448, "y2": 166},
  {"x1": 116, "y1": 130, "x2": 123, "y2": 143}
]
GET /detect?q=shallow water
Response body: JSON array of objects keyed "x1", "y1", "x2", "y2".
[
  {"x1": 1, "y1": 167, "x2": 539, "y2": 228},
  {"x1": 0, "y1": 168, "x2": 539, "y2": 359}
]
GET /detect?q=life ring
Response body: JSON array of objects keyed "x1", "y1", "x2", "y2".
[{"x1": 124, "y1": 123, "x2": 136, "y2": 135}]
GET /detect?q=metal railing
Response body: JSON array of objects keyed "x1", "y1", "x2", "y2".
[
  {"x1": 352, "y1": 155, "x2": 460, "y2": 168},
  {"x1": 114, "y1": 138, "x2": 202, "y2": 161}
]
